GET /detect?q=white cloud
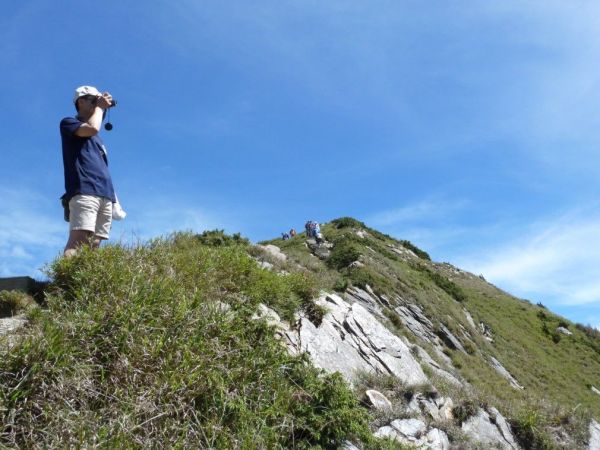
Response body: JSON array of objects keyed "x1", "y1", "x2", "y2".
[
  {"x1": 0, "y1": 187, "x2": 65, "y2": 277},
  {"x1": 457, "y1": 209, "x2": 600, "y2": 306}
]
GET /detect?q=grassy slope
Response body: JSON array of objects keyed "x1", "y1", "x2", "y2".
[
  {"x1": 263, "y1": 217, "x2": 600, "y2": 447},
  {"x1": 1, "y1": 232, "x2": 408, "y2": 449}
]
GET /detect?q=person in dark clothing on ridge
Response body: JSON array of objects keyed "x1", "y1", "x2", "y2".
[{"x1": 60, "y1": 85, "x2": 117, "y2": 257}]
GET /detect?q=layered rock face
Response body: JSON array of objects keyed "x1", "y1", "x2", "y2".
[{"x1": 264, "y1": 292, "x2": 429, "y2": 386}]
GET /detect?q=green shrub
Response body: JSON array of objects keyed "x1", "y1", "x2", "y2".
[
  {"x1": 327, "y1": 239, "x2": 361, "y2": 270},
  {"x1": 331, "y1": 217, "x2": 366, "y2": 229},
  {"x1": 193, "y1": 229, "x2": 249, "y2": 247}
]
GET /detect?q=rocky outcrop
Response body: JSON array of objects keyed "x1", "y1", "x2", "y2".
[
  {"x1": 461, "y1": 407, "x2": 519, "y2": 449},
  {"x1": 374, "y1": 418, "x2": 450, "y2": 449},
  {"x1": 407, "y1": 393, "x2": 453, "y2": 422},
  {"x1": 437, "y1": 324, "x2": 467, "y2": 354},
  {"x1": 489, "y1": 357, "x2": 524, "y2": 390},
  {"x1": 280, "y1": 293, "x2": 428, "y2": 386}
]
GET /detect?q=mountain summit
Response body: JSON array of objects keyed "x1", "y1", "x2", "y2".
[{"x1": 1, "y1": 218, "x2": 599, "y2": 449}]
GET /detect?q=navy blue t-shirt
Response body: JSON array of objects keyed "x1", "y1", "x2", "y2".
[{"x1": 60, "y1": 117, "x2": 115, "y2": 202}]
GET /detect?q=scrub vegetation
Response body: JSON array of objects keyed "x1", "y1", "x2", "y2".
[
  {"x1": 0, "y1": 233, "x2": 404, "y2": 449},
  {"x1": 2, "y1": 218, "x2": 599, "y2": 448}
]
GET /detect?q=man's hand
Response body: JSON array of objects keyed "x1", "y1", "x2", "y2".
[{"x1": 96, "y1": 92, "x2": 114, "y2": 110}]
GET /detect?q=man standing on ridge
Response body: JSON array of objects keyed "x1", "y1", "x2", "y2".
[{"x1": 60, "y1": 85, "x2": 116, "y2": 257}]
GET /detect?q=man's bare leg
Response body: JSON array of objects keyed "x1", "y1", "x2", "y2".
[{"x1": 64, "y1": 229, "x2": 94, "y2": 257}]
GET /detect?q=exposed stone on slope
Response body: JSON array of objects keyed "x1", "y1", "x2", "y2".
[
  {"x1": 365, "y1": 389, "x2": 393, "y2": 412},
  {"x1": 283, "y1": 293, "x2": 428, "y2": 385},
  {"x1": 461, "y1": 407, "x2": 519, "y2": 449},
  {"x1": 256, "y1": 244, "x2": 287, "y2": 262},
  {"x1": 436, "y1": 324, "x2": 467, "y2": 354},
  {"x1": 344, "y1": 286, "x2": 386, "y2": 318},
  {"x1": 412, "y1": 345, "x2": 462, "y2": 386},
  {"x1": 386, "y1": 244, "x2": 418, "y2": 260},
  {"x1": 394, "y1": 303, "x2": 438, "y2": 344},
  {"x1": 489, "y1": 356, "x2": 524, "y2": 390},
  {"x1": 305, "y1": 238, "x2": 331, "y2": 259},
  {"x1": 480, "y1": 322, "x2": 494, "y2": 342},
  {"x1": 589, "y1": 419, "x2": 600, "y2": 450},
  {"x1": 374, "y1": 418, "x2": 450, "y2": 449},
  {"x1": 592, "y1": 386, "x2": 600, "y2": 397},
  {"x1": 407, "y1": 392, "x2": 454, "y2": 422},
  {"x1": 463, "y1": 308, "x2": 476, "y2": 329},
  {"x1": 556, "y1": 326, "x2": 573, "y2": 336}
]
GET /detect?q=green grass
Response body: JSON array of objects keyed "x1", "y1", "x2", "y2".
[{"x1": 0, "y1": 233, "x2": 391, "y2": 449}]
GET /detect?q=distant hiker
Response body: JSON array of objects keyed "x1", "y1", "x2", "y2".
[
  {"x1": 289, "y1": 228, "x2": 297, "y2": 237},
  {"x1": 304, "y1": 221, "x2": 324, "y2": 244},
  {"x1": 60, "y1": 86, "x2": 120, "y2": 257},
  {"x1": 282, "y1": 232, "x2": 290, "y2": 240}
]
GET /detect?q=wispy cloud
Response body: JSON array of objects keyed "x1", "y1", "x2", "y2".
[
  {"x1": 0, "y1": 187, "x2": 65, "y2": 277},
  {"x1": 367, "y1": 198, "x2": 469, "y2": 228},
  {"x1": 457, "y1": 209, "x2": 600, "y2": 306}
]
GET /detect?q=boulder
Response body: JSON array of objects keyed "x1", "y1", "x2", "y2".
[
  {"x1": 461, "y1": 408, "x2": 519, "y2": 449},
  {"x1": 365, "y1": 389, "x2": 393, "y2": 412},
  {"x1": 257, "y1": 244, "x2": 287, "y2": 262}
]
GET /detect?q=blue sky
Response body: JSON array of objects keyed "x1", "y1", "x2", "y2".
[{"x1": 2, "y1": 1, "x2": 600, "y2": 328}]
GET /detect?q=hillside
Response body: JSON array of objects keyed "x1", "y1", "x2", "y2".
[{"x1": 1, "y1": 219, "x2": 599, "y2": 449}]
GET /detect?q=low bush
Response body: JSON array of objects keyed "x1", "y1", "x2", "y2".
[{"x1": 327, "y1": 239, "x2": 361, "y2": 270}]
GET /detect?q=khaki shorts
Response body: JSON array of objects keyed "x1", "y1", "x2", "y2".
[{"x1": 69, "y1": 194, "x2": 113, "y2": 239}]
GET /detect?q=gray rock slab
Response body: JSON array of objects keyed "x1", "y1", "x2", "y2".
[
  {"x1": 592, "y1": 386, "x2": 600, "y2": 396},
  {"x1": 283, "y1": 293, "x2": 428, "y2": 386},
  {"x1": 394, "y1": 303, "x2": 439, "y2": 345},
  {"x1": 462, "y1": 408, "x2": 519, "y2": 449},
  {"x1": 425, "y1": 428, "x2": 451, "y2": 450},
  {"x1": 408, "y1": 393, "x2": 454, "y2": 422},
  {"x1": 463, "y1": 308, "x2": 476, "y2": 329},
  {"x1": 489, "y1": 357, "x2": 524, "y2": 390},
  {"x1": 390, "y1": 418, "x2": 427, "y2": 440},
  {"x1": 437, "y1": 324, "x2": 466, "y2": 353},
  {"x1": 557, "y1": 326, "x2": 573, "y2": 336},
  {"x1": 590, "y1": 419, "x2": 600, "y2": 450}
]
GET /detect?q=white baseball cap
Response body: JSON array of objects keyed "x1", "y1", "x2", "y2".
[{"x1": 73, "y1": 85, "x2": 101, "y2": 104}]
